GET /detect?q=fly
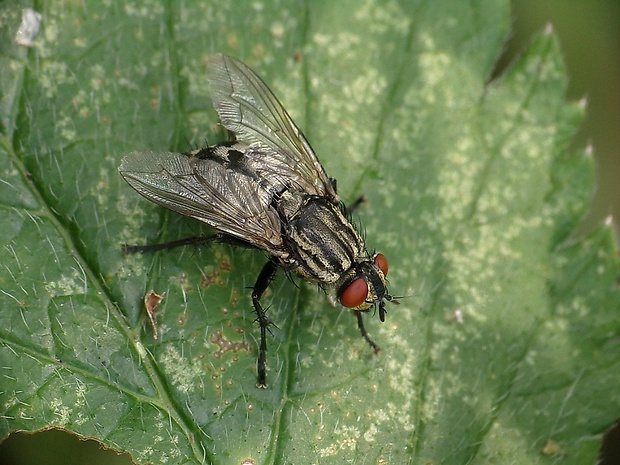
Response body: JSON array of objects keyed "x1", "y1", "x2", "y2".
[{"x1": 119, "y1": 54, "x2": 398, "y2": 387}]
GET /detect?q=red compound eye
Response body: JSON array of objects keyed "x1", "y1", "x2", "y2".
[
  {"x1": 374, "y1": 253, "x2": 388, "y2": 276},
  {"x1": 339, "y1": 278, "x2": 368, "y2": 308}
]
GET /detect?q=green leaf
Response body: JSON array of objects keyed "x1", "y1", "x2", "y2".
[{"x1": 1, "y1": 1, "x2": 619, "y2": 464}]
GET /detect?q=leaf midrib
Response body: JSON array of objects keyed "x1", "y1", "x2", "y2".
[{"x1": 5, "y1": 5, "x2": 211, "y2": 463}]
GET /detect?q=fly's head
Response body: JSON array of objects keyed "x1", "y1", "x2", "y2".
[{"x1": 337, "y1": 253, "x2": 397, "y2": 321}]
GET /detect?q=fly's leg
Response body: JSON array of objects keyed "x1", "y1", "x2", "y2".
[
  {"x1": 123, "y1": 233, "x2": 274, "y2": 385},
  {"x1": 355, "y1": 311, "x2": 381, "y2": 354},
  {"x1": 345, "y1": 195, "x2": 366, "y2": 215},
  {"x1": 123, "y1": 233, "x2": 253, "y2": 254},
  {"x1": 251, "y1": 260, "x2": 279, "y2": 388},
  {"x1": 344, "y1": 194, "x2": 381, "y2": 355},
  {"x1": 330, "y1": 177, "x2": 366, "y2": 216}
]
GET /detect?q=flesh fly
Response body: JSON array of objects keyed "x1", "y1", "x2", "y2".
[{"x1": 119, "y1": 55, "x2": 397, "y2": 387}]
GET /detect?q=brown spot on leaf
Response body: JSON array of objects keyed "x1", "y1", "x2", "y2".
[
  {"x1": 210, "y1": 330, "x2": 250, "y2": 359},
  {"x1": 144, "y1": 290, "x2": 164, "y2": 339}
]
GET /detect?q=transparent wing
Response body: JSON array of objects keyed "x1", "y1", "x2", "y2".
[
  {"x1": 119, "y1": 151, "x2": 285, "y2": 254},
  {"x1": 207, "y1": 54, "x2": 338, "y2": 201}
]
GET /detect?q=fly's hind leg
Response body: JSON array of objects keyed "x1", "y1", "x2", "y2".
[
  {"x1": 122, "y1": 233, "x2": 254, "y2": 254},
  {"x1": 251, "y1": 260, "x2": 279, "y2": 388},
  {"x1": 123, "y1": 233, "x2": 276, "y2": 387}
]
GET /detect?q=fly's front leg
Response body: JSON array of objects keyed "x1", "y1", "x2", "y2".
[
  {"x1": 355, "y1": 311, "x2": 381, "y2": 354},
  {"x1": 251, "y1": 260, "x2": 279, "y2": 388}
]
